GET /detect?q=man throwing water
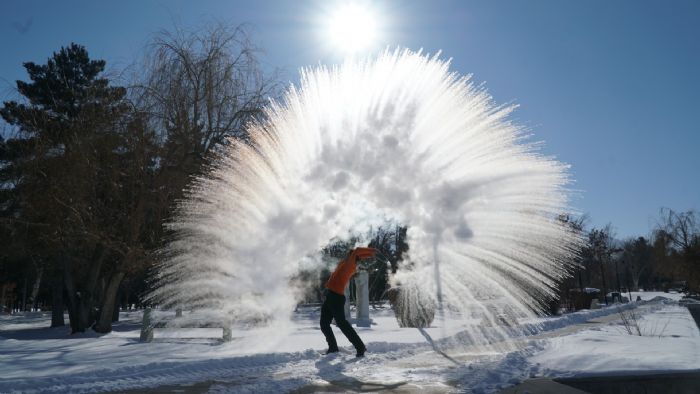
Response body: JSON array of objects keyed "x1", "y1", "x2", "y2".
[{"x1": 321, "y1": 247, "x2": 377, "y2": 357}]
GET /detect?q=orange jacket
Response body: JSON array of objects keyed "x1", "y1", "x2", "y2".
[{"x1": 325, "y1": 248, "x2": 377, "y2": 295}]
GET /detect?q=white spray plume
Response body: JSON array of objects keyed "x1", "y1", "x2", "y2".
[{"x1": 147, "y1": 49, "x2": 581, "y2": 346}]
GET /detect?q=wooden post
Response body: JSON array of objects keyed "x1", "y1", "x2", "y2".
[
  {"x1": 223, "y1": 325, "x2": 232, "y2": 342},
  {"x1": 140, "y1": 308, "x2": 154, "y2": 342},
  {"x1": 355, "y1": 271, "x2": 371, "y2": 327}
]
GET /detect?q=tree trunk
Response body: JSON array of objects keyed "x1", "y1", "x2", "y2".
[
  {"x1": 81, "y1": 245, "x2": 108, "y2": 329},
  {"x1": 62, "y1": 255, "x2": 85, "y2": 333},
  {"x1": 94, "y1": 271, "x2": 125, "y2": 333},
  {"x1": 30, "y1": 266, "x2": 44, "y2": 310},
  {"x1": 112, "y1": 291, "x2": 120, "y2": 322},
  {"x1": 0, "y1": 285, "x2": 6, "y2": 313},
  {"x1": 51, "y1": 274, "x2": 65, "y2": 327},
  {"x1": 21, "y1": 277, "x2": 28, "y2": 311}
]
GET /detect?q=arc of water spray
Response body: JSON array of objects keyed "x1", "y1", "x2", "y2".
[
  {"x1": 432, "y1": 237, "x2": 448, "y2": 345},
  {"x1": 433, "y1": 239, "x2": 443, "y2": 311},
  {"x1": 147, "y1": 49, "x2": 583, "y2": 350}
]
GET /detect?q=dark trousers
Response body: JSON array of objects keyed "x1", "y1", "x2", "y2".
[{"x1": 320, "y1": 289, "x2": 365, "y2": 351}]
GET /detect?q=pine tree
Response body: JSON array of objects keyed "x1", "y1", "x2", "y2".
[{"x1": 1, "y1": 43, "x2": 129, "y2": 332}]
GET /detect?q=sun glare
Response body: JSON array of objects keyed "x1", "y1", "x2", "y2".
[{"x1": 327, "y1": 3, "x2": 378, "y2": 54}]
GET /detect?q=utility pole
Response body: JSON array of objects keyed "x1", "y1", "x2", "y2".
[
  {"x1": 599, "y1": 248, "x2": 608, "y2": 306},
  {"x1": 611, "y1": 248, "x2": 623, "y2": 302}
]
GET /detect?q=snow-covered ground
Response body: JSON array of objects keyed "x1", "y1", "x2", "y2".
[{"x1": 1, "y1": 292, "x2": 698, "y2": 393}]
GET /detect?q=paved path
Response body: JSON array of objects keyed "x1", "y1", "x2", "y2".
[
  {"x1": 558, "y1": 370, "x2": 700, "y2": 394},
  {"x1": 685, "y1": 304, "x2": 700, "y2": 329},
  {"x1": 503, "y1": 371, "x2": 700, "y2": 394},
  {"x1": 500, "y1": 377, "x2": 588, "y2": 394}
]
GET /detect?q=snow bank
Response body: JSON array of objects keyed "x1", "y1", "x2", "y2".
[{"x1": 530, "y1": 304, "x2": 700, "y2": 377}]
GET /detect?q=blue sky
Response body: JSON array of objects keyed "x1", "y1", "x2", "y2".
[{"x1": 1, "y1": 0, "x2": 698, "y2": 239}]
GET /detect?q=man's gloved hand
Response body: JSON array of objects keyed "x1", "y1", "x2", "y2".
[{"x1": 353, "y1": 247, "x2": 378, "y2": 259}]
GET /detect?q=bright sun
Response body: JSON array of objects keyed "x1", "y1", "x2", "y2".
[{"x1": 327, "y1": 3, "x2": 378, "y2": 54}]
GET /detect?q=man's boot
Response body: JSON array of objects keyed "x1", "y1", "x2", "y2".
[{"x1": 355, "y1": 344, "x2": 366, "y2": 357}]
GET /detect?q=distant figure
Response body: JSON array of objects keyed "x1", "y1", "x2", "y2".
[{"x1": 321, "y1": 247, "x2": 377, "y2": 357}]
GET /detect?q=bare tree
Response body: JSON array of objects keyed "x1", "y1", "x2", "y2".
[
  {"x1": 93, "y1": 24, "x2": 281, "y2": 333},
  {"x1": 659, "y1": 209, "x2": 699, "y2": 254},
  {"x1": 126, "y1": 23, "x2": 281, "y2": 259},
  {"x1": 134, "y1": 23, "x2": 279, "y2": 191},
  {"x1": 583, "y1": 225, "x2": 616, "y2": 304},
  {"x1": 655, "y1": 208, "x2": 700, "y2": 292}
]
